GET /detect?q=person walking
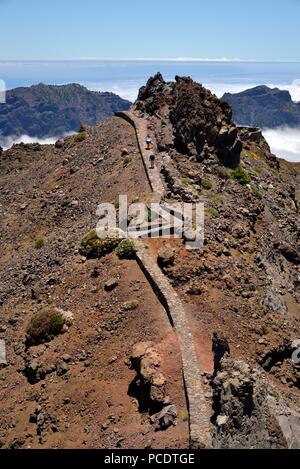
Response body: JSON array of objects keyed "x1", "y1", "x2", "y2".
[
  {"x1": 145, "y1": 134, "x2": 152, "y2": 150},
  {"x1": 150, "y1": 153, "x2": 155, "y2": 169}
]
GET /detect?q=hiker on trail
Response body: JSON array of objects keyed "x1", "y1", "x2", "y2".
[
  {"x1": 145, "y1": 134, "x2": 152, "y2": 150},
  {"x1": 150, "y1": 153, "x2": 155, "y2": 169}
]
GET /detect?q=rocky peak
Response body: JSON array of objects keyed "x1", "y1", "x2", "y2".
[{"x1": 134, "y1": 73, "x2": 242, "y2": 168}]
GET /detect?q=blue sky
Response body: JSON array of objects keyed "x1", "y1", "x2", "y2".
[{"x1": 1, "y1": 0, "x2": 300, "y2": 60}]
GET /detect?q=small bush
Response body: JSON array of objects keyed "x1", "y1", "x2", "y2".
[
  {"x1": 215, "y1": 166, "x2": 231, "y2": 180},
  {"x1": 201, "y1": 179, "x2": 213, "y2": 190},
  {"x1": 79, "y1": 228, "x2": 122, "y2": 259},
  {"x1": 74, "y1": 132, "x2": 86, "y2": 143},
  {"x1": 123, "y1": 156, "x2": 132, "y2": 166},
  {"x1": 231, "y1": 166, "x2": 251, "y2": 185},
  {"x1": 132, "y1": 197, "x2": 140, "y2": 204},
  {"x1": 243, "y1": 149, "x2": 259, "y2": 160},
  {"x1": 181, "y1": 177, "x2": 193, "y2": 185},
  {"x1": 35, "y1": 238, "x2": 44, "y2": 249},
  {"x1": 123, "y1": 300, "x2": 139, "y2": 311},
  {"x1": 78, "y1": 124, "x2": 86, "y2": 133},
  {"x1": 147, "y1": 207, "x2": 153, "y2": 222},
  {"x1": 208, "y1": 207, "x2": 220, "y2": 218},
  {"x1": 26, "y1": 309, "x2": 65, "y2": 346},
  {"x1": 209, "y1": 194, "x2": 222, "y2": 204},
  {"x1": 114, "y1": 199, "x2": 120, "y2": 209},
  {"x1": 115, "y1": 238, "x2": 137, "y2": 259},
  {"x1": 251, "y1": 184, "x2": 263, "y2": 199}
]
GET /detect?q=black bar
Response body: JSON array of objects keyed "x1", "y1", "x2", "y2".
[{"x1": 0, "y1": 449, "x2": 296, "y2": 467}]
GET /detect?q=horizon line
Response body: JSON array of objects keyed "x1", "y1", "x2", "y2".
[{"x1": 1, "y1": 57, "x2": 300, "y2": 63}]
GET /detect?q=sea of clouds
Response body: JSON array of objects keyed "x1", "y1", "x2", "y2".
[
  {"x1": 0, "y1": 132, "x2": 75, "y2": 151},
  {"x1": 262, "y1": 127, "x2": 300, "y2": 163}
]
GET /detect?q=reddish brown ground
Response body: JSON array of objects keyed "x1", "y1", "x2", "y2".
[{"x1": 0, "y1": 118, "x2": 188, "y2": 449}]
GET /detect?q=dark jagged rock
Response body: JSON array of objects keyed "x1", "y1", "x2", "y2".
[
  {"x1": 222, "y1": 85, "x2": 300, "y2": 128},
  {"x1": 212, "y1": 331, "x2": 230, "y2": 374},
  {"x1": 0, "y1": 83, "x2": 131, "y2": 143},
  {"x1": 134, "y1": 74, "x2": 242, "y2": 168},
  {"x1": 274, "y1": 241, "x2": 300, "y2": 265},
  {"x1": 212, "y1": 356, "x2": 300, "y2": 448}
]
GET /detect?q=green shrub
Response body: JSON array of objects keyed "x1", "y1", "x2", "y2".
[
  {"x1": 243, "y1": 149, "x2": 259, "y2": 160},
  {"x1": 215, "y1": 166, "x2": 231, "y2": 180},
  {"x1": 201, "y1": 179, "x2": 213, "y2": 190},
  {"x1": 208, "y1": 207, "x2": 220, "y2": 218},
  {"x1": 181, "y1": 411, "x2": 189, "y2": 422},
  {"x1": 209, "y1": 194, "x2": 222, "y2": 204},
  {"x1": 147, "y1": 207, "x2": 153, "y2": 222},
  {"x1": 132, "y1": 197, "x2": 140, "y2": 204},
  {"x1": 123, "y1": 156, "x2": 132, "y2": 166},
  {"x1": 79, "y1": 228, "x2": 122, "y2": 259},
  {"x1": 231, "y1": 166, "x2": 251, "y2": 185},
  {"x1": 114, "y1": 199, "x2": 120, "y2": 209},
  {"x1": 26, "y1": 309, "x2": 65, "y2": 346},
  {"x1": 251, "y1": 184, "x2": 263, "y2": 199},
  {"x1": 35, "y1": 238, "x2": 44, "y2": 249},
  {"x1": 74, "y1": 132, "x2": 86, "y2": 143},
  {"x1": 115, "y1": 238, "x2": 137, "y2": 259},
  {"x1": 123, "y1": 300, "x2": 139, "y2": 311},
  {"x1": 78, "y1": 124, "x2": 86, "y2": 133},
  {"x1": 181, "y1": 177, "x2": 193, "y2": 185}
]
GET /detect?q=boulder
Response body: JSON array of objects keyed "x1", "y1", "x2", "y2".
[
  {"x1": 274, "y1": 241, "x2": 300, "y2": 265},
  {"x1": 130, "y1": 342, "x2": 167, "y2": 411},
  {"x1": 155, "y1": 405, "x2": 178, "y2": 431},
  {"x1": 157, "y1": 244, "x2": 175, "y2": 268},
  {"x1": 104, "y1": 278, "x2": 118, "y2": 292},
  {"x1": 264, "y1": 290, "x2": 288, "y2": 314}
]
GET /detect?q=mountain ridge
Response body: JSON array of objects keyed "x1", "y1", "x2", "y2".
[
  {"x1": 222, "y1": 85, "x2": 300, "y2": 128},
  {"x1": 0, "y1": 83, "x2": 131, "y2": 142}
]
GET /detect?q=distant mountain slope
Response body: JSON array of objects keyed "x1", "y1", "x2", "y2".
[
  {"x1": 0, "y1": 83, "x2": 131, "y2": 140},
  {"x1": 222, "y1": 85, "x2": 300, "y2": 128}
]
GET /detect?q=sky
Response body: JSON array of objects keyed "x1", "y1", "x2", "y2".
[{"x1": 1, "y1": 0, "x2": 300, "y2": 61}]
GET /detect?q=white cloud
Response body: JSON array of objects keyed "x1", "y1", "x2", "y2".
[
  {"x1": 263, "y1": 127, "x2": 300, "y2": 162},
  {"x1": 83, "y1": 78, "x2": 300, "y2": 104},
  {"x1": 85, "y1": 80, "x2": 141, "y2": 102},
  {"x1": 285, "y1": 79, "x2": 300, "y2": 102},
  {"x1": 78, "y1": 57, "x2": 243, "y2": 62},
  {"x1": 0, "y1": 132, "x2": 75, "y2": 150}
]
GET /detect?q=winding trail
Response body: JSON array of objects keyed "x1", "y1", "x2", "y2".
[{"x1": 116, "y1": 111, "x2": 212, "y2": 449}]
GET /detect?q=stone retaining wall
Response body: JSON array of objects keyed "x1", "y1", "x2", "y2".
[{"x1": 117, "y1": 110, "x2": 212, "y2": 448}]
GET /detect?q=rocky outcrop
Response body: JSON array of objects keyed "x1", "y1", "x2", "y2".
[
  {"x1": 134, "y1": 74, "x2": 242, "y2": 168},
  {"x1": 212, "y1": 343, "x2": 300, "y2": 448},
  {"x1": 129, "y1": 342, "x2": 168, "y2": 412},
  {"x1": 157, "y1": 244, "x2": 175, "y2": 269},
  {"x1": 212, "y1": 331, "x2": 230, "y2": 374}
]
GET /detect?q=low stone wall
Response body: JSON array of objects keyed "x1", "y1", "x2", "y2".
[
  {"x1": 116, "y1": 111, "x2": 165, "y2": 200},
  {"x1": 136, "y1": 241, "x2": 212, "y2": 448},
  {"x1": 117, "y1": 111, "x2": 212, "y2": 448}
]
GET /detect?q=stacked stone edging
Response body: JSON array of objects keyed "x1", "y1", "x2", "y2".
[
  {"x1": 136, "y1": 241, "x2": 212, "y2": 448},
  {"x1": 115, "y1": 111, "x2": 165, "y2": 200},
  {"x1": 117, "y1": 110, "x2": 212, "y2": 449}
]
